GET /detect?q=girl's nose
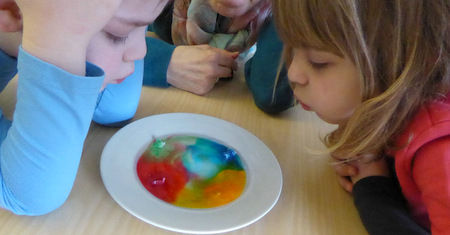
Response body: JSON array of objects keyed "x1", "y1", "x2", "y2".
[
  {"x1": 287, "y1": 52, "x2": 309, "y2": 86},
  {"x1": 287, "y1": 64, "x2": 309, "y2": 86}
]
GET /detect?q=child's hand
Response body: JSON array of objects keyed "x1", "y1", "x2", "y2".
[
  {"x1": 350, "y1": 155, "x2": 390, "y2": 184},
  {"x1": 15, "y1": 0, "x2": 122, "y2": 75},
  {"x1": 332, "y1": 154, "x2": 390, "y2": 193},
  {"x1": 332, "y1": 157, "x2": 359, "y2": 193},
  {"x1": 16, "y1": 0, "x2": 121, "y2": 43}
]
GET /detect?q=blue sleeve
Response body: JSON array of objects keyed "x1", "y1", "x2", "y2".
[
  {"x1": 244, "y1": 19, "x2": 294, "y2": 114},
  {"x1": 93, "y1": 59, "x2": 143, "y2": 126},
  {"x1": 142, "y1": 37, "x2": 176, "y2": 88},
  {"x1": 0, "y1": 48, "x2": 104, "y2": 215}
]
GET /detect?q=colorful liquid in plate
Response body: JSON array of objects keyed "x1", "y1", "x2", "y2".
[{"x1": 136, "y1": 135, "x2": 246, "y2": 208}]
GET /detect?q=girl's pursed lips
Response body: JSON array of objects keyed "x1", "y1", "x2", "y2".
[{"x1": 295, "y1": 96, "x2": 312, "y2": 111}]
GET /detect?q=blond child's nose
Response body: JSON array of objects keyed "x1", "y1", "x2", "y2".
[{"x1": 287, "y1": 66, "x2": 309, "y2": 86}]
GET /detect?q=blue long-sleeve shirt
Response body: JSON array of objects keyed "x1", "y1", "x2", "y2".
[
  {"x1": 0, "y1": 48, "x2": 104, "y2": 215},
  {"x1": 0, "y1": 48, "x2": 142, "y2": 215},
  {"x1": 93, "y1": 59, "x2": 143, "y2": 126}
]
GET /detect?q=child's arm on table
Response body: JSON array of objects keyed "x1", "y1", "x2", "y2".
[
  {"x1": 0, "y1": 0, "x2": 120, "y2": 215},
  {"x1": 94, "y1": 59, "x2": 143, "y2": 126},
  {"x1": 334, "y1": 157, "x2": 430, "y2": 234}
]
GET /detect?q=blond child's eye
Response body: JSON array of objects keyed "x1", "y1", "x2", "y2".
[
  {"x1": 307, "y1": 60, "x2": 329, "y2": 69},
  {"x1": 104, "y1": 32, "x2": 128, "y2": 45}
]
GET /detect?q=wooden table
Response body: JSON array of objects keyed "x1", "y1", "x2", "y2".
[{"x1": 0, "y1": 65, "x2": 368, "y2": 235}]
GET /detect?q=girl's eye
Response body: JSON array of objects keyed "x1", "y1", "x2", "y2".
[
  {"x1": 307, "y1": 60, "x2": 329, "y2": 69},
  {"x1": 105, "y1": 32, "x2": 128, "y2": 45}
]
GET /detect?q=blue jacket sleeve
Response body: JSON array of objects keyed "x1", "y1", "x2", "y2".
[
  {"x1": 142, "y1": 37, "x2": 176, "y2": 87},
  {"x1": 0, "y1": 48, "x2": 104, "y2": 215},
  {"x1": 93, "y1": 59, "x2": 143, "y2": 126},
  {"x1": 244, "y1": 19, "x2": 294, "y2": 114}
]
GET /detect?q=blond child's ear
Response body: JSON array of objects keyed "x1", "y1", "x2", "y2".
[{"x1": 0, "y1": 0, "x2": 23, "y2": 32}]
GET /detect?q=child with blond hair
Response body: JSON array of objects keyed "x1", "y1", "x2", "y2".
[{"x1": 273, "y1": 0, "x2": 449, "y2": 234}]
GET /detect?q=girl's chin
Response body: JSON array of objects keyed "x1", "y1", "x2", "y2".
[{"x1": 316, "y1": 113, "x2": 345, "y2": 125}]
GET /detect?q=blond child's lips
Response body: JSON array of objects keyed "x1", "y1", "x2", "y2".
[{"x1": 295, "y1": 97, "x2": 312, "y2": 111}]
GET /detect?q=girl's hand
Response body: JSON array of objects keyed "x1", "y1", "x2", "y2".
[
  {"x1": 332, "y1": 154, "x2": 390, "y2": 193},
  {"x1": 350, "y1": 156, "x2": 390, "y2": 184},
  {"x1": 15, "y1": 0, "x2": 122, "y2": 75},
  {"x1": 332, "y1": 157, "x2": 359, "y2": 193}
]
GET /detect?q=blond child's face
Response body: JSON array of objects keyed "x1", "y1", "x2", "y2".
[
  {"x1": 86, "y1": 0, "x2": 168, "y2": 90},
  {"x1": 288, "y1": 48, "x2": 362, "y2": 125}
]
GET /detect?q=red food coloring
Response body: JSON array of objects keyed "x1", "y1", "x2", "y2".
[{"x1": 136, "y1": 157, "x2": 188, "y2": 203}]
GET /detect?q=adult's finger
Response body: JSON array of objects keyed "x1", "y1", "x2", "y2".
[
  {"x1": 209, "y1": 47, "x2": 238, "y2": 70},
  {"x1": 214, "y1": 65, "x2": 234, "y2": 78}
]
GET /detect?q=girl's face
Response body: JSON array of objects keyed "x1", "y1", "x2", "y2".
[
  {"x1": 86, "y1": 0, "x2": 167, "y2": 90},
  {"x1": 288, "y1": 48, "x2": 362, "y2": 125}
]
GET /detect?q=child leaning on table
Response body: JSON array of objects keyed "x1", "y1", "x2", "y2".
[
  {"x1": 0, "y1": 0, "x2": 167, "y2": 215},
  {"x1": 272, "y1": 0, "x2": 449, "y2": 234}
]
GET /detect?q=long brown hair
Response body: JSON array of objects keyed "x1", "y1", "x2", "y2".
[{"x1": 273, "y1": 0, "x2": 450, "y2": 158}]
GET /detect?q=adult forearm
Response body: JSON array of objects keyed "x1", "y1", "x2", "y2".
[
  {"x1": 143, "y1": 37, "x2": 176, "y2": 87},
  {"x1": 244, "y1": 19, "x2": 294, "y2": 113}
]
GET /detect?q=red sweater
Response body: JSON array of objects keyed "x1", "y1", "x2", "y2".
[{"x1": 394, "y1": 94, "x2": 450, "y2": 234}]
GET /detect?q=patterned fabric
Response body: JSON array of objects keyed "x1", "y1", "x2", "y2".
[{"x1": 171, "y1": 0, "x2": 271, "y2": 52}]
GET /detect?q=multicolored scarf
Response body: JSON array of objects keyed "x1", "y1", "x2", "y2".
[{"x1": 171, "y1": 0, "x2": 271, "y2": 53}]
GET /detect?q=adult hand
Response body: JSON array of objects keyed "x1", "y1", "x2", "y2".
[
  {"x1": 167, "y1": 45, "x2": 238, "y2": 95},
  {"x1": 15, "y1": 0, "x2": 122, "y2": 75}
]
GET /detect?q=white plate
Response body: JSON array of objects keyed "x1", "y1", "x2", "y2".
[{"x1": 100, "y1": 113, "x2": 282, "y2": 234}]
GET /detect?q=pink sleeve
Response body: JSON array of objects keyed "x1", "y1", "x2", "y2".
[{"x1": 413, "y1": 135, "x2": 450, "y2": 234}]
